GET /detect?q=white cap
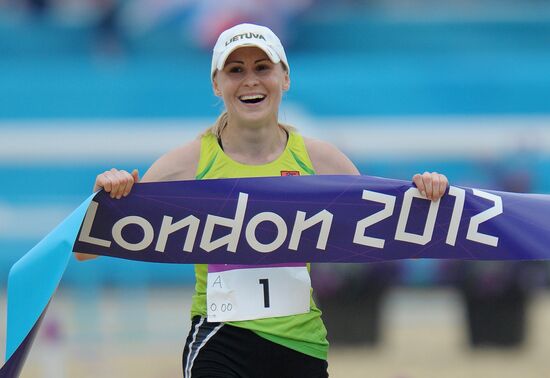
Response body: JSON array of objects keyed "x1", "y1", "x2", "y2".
[{"x1": 211, "y1": 23, "x2": 289, "y2": 80}]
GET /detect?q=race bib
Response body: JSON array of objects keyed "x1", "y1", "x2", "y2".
[{"x1": 206, "y1": 263, "x2": 311, "y2": 322}]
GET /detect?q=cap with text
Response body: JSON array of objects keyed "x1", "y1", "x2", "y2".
[{"x1": 211, "y1": 23, "x2": 289, "y2": 79}]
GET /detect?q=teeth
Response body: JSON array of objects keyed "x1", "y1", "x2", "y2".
[{"x1": 239, "y1": 94, "x2": 265, "y2": 101}]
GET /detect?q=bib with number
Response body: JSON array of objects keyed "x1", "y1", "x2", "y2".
[{"x1": 207, "y1": 263, "x2": 311, "y2": 322}]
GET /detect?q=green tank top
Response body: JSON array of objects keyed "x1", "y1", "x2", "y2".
[{"x1": 191, "y1": 131, "x2": 329, "y2": 360}]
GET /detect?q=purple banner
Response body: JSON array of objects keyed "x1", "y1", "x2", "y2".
[{"x1": 73, "y1": 175, "x2": 550, "y2": 263}]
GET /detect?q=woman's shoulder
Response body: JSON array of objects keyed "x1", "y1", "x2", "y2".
[
  {"x1": 142, "y1": 138, "x2": 202, "y2": 182},
  {"x1": 302, "y1": 136, "x2": 360, "y2": 175},
  {"x1": 301, "y1": 136, "x2": 332, "y2": 151}
]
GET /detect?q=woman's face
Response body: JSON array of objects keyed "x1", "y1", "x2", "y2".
[{"x1": 213, "y1": 47, "x2": 290, "y2": 126}]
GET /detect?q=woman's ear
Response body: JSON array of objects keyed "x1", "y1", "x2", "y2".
[
  {"x1": 282, "y1": 72, "x2": 290, "y2": 92},
  {"x1": 212, "y1": 76, "x2": 222, "y2": 97}
]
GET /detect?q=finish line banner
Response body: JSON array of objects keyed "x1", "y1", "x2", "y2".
[
  {"x1": 75, "y1": 175, "x2": 544, "y2": 263},
  {"x1": 2, "y1": 175, "x2": 550, "y2": 377}
]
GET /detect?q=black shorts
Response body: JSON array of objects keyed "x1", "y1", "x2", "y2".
[{"x1": 182, "y1": 316, "x2": 329, "y2": 378}]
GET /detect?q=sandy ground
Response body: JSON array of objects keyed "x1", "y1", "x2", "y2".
[{"x1": 2, "y1": 287, "x2": 550, "y2": 378}]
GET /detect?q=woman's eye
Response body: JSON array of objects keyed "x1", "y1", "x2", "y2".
[
  {"x1": 256, "y1": 64, "x2": 269, "y2": 71},
  {"x1": 229, "y1": 66, "x2": 243, "y2": 73}
]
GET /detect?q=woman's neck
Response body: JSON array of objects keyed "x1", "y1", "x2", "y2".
[{"x1": 220, "y1": 117, "x2": 287, "y2": 165}]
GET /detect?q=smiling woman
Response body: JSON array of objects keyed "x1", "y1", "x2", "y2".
[
  {"x1": 208, "y1": 45, "x2": 291, "y2": 165},
  {"x1": 74, "y1": 23, "x2": 448, "y2": 378}
]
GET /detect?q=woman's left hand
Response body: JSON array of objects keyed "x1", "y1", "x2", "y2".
[{"x1": 412, "y1": 172, "x2": 449, "y2": 201}]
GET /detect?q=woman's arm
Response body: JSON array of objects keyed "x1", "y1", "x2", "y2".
[{"x1": 74, "y1": 139, "x2": 201, "y2": 261}]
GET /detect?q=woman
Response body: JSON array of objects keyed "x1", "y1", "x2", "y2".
[{"x1": 76, "y1": 23, "x2": 448, "y2": 378}]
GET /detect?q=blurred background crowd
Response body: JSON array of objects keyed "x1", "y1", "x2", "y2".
[{"x1": 1, "y1": 0, "x2": 550, "y2": 377}]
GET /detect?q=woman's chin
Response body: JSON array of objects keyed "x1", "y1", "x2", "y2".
[{"x1": 234, "y1": 110, "x2": 274, "y2": 125}]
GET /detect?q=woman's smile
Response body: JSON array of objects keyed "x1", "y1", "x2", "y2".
[{"x1": 238, "y1": 94, "x2": 266, "y2": 104}]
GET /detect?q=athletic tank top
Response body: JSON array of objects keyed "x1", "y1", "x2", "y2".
[{"x1": 190, "y1": 131, "x2": 329, "y2": 360}]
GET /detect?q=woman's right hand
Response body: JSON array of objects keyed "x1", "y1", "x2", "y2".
[
  {"x1": 76, "y1": 168, "x2": 139, "y2": 261},
  {"x1": 94, "y1": 168, "x2": 140, "y2": 198}
]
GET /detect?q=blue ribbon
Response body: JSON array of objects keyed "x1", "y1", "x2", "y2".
[{"x1": 1, "y1": 195, "x2": 95, "y2": 377}]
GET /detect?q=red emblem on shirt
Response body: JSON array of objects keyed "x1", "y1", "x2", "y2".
[{"x1": 281, "y1": 171, "x2": 300, "y2": 176}]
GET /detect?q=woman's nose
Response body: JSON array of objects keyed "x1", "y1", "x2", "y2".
[{"x1": 242, "y1": 71, "x2": 260, "y2": 87}]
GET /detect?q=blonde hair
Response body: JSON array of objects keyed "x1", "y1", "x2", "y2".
[{"x1": 201, "y1": 111, "x2": 296, "y2": 138}]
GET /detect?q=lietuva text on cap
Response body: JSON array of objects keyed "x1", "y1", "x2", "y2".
[{"x1": 225, "y1": 33, "x2": 266, "y2": 46}]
